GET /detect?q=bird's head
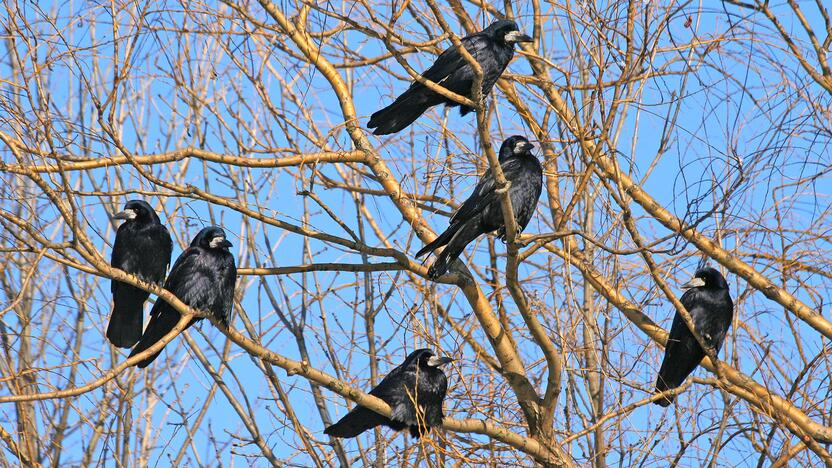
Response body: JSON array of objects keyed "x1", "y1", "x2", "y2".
[
  {"x1": 404, "y1": 348, "x2": 454, "y2": 370},
  {"x1": 192, "y1": 226, "x2": 233, "y2": 250},
  {"x1": 486, "y1": 20, "x2": 533, "y2": 46},
  {"x1": 681, "y1": 267, "x2": 728, "y2": 291},
  {"x1": 498, "y1": 135, "x2": 535, "y2": 160},
  {"x1": 113, "y1": 200, "x2": 160, "y2": 224}
]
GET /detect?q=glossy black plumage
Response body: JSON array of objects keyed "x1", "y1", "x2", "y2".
[
  {"x1": 128, "y1": 226, "x2": 236, "y2": 368},
  {"x1": 655, "y1": 267, "x2": 733, "y2": 406},
  {"x1": 108, "y1": 200, "x2": 173, "y2": 349},
  {"x1": 324, "y1": 349, "x2": 453, "y2": 438},
  {"x1": 367, "y1": 20, "x2": 532, "y2": 135},
  {"x1": 415, "y1": 136, "x2": 542, "y2": 279}
]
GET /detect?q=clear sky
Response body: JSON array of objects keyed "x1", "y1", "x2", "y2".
[{"x1": 1, "y1": 0, "x2": 831, "y2": 466}]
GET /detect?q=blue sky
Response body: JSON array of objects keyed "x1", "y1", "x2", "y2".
[{"x1": 1, "y1": 0, "x2": 831, "y2": 466}]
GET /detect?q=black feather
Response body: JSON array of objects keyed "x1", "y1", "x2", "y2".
[
  {"x1": 128, "y1": 226, "x2": 236, "y2": 368},
  {"x1": 654, "y1": 267, "x2": 733, "y2": 406},
  {"x1": 108, "y1": 200, "x2": 172, "y2": 348},
  {"x1": 324, "y1": 349, "x2": 451, "y2": 439},
  {"x1": 417, "y1": 136, "x2": 542, "y2": 279},
  {"x1": 368, "y1": 20, "x2": 531, "y2": 135}
]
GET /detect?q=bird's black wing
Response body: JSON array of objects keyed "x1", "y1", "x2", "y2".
[
  {"x1": 154, "y1": 247, "x2": 236, "y2": 324},
  {"x1": 149, "y1": 223, "x2": 173, "y2": 282},
  {"x1": 663, "y1": 303, "x2": 705, "y2": 376},
  {"x1": 414, "y1": 164, "x2": 501, "y2": 262},
  {"x1": 367, "y1": 364, "x2": 407, "y2": 401},
  {"x1": 502, "y1": 156, "x2": 543, "y2": 235},
  {"x1": 162, "y1": 248, "x2": 203, "y2": 299},
  {"x1": 110, "y1": 224, "x2": 137, "y2": 293},
  {"x1": 215, "y1": 253, "x2": 237, "y2": 325},
  {"x1": 682, "y1": 288, "x2": 717, "y2": 347},
  {"x1": 706, "y1": 301, "x2": 732, "y2": 354},
  {"x1": 128, "y1": 248, "x2": 202, "y2": 367},
  {"x1": 109, "y1": 224, "x2": 150, "y2": 347},
  {"x1": 416, "y1": 33, "x2": 493, "y2": 94},
  {"x1": 449, "y1": 157, "x2": 530, "y2": 226},
  {"x1": 111, "y1": 223, "x2": 172, "y2": 286},
  {"x1": 448, "y1": 163, "x2": 501, "y2": 226},
  {"x1": 324, "y1": 367, "x2": 406, "y2": 438},
  {"x1": 110, "y1": 222, "x2": 175, "y2": 348},
  {"x1": 110, "y1": 225, "x2": 147, "y2": 315},
  {"x1": 654, "y1": 289, "x2": 707, "y2": 405},
  {"x1": 418, "y1": 158, "x2": 529, "y2": 278},
  {"x1": 324, "y1": 404, "x2": 395, "y2": 438}
]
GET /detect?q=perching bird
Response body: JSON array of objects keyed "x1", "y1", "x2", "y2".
[
  {"x1": 108, "y1": 200, "x2": 173, "y2": 349},
  {"x1": 324, "y1": 349, "x2": 453, "y2": 438},
  {"x1": 654, "y1": 267, "x2": 733, "y2": 406},
  {"x1": 128, "y1": 226, "x2": 236, "y2": 368},
  {"x1": 367, "y1": 20, "x2": 532, "y2": 135},
  {"x1": 415, "y1": 135, "x2": 542, "y2": 279}
]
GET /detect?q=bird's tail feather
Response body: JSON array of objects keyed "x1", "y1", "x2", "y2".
[
  {"x1": 415, "y1": 223, "x2": 461, "y2": 259},
  {"x1": 128, "y1": 305, "x2": 191, "y2": 368},
  {"x1": 368, "y1": 90, "x2": 435, "y2": 135},
  {"x1": 409, "y1": 424, "x2": 432, "y2": 438},
  {"x1": 655, "y1": 359, "x2": 688, "y2": 407},
  {"x1": 324, "y1": 406, "x2": 388, "y2": 438},
  {"x1": 653, "y1": 374, "x2": 676, "y2": 407},
  {"x1": 427, "y1": 222, "x2": 481, "y2": 279},
  {"x1": 107, "y1": 288, "x2": 146, "y2": 349}
]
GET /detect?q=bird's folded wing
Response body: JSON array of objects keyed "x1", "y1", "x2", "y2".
[
  {"x1": 148, "y1": 248, "x2": 201, "y2": 316},
  {"x1": 110, "y1": 229, "x2": 133, "y2": 292},
  {"x1": 419, "y1": 33, "x2": 490, "y2": 86},
  {"x1": 682, "y1": 290, "x2": 727, "y2": 350},
  {"x1": 450, "y1": 156, "x2": 526, "y2": 225}
]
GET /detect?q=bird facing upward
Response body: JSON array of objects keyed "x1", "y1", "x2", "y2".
[
  {"x1": 324, "y1": 349, "x2": 453, "y2": 438},
  {"x1": 128, "y1": 226, "x2": 236, "y2": 368},
  {"x1": 415, "y1": 135, "x2": 543, "y2": 279},
  {"x1": 367, "y1": 20, "x2": 532, "y2": 135},
  {"x1": 654, "y1": 267, "x2": 734, "y2": 406},
  {"x1": 108, "y1": 200, "x2": 173, "y2": 349}
]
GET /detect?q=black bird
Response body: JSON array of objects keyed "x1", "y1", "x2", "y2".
[
  {"x1": 324, "y1": 349, "x2": 453, "y2": 438},
  {"x1": 108, "y1": 200, "x2": 173, "y2": 349},
  {"x1": 367, "y1": 20, "x2": 532, "y2": 135},
  {"x1": 415, "y1": 135, "x2": 542, "y2": 279},
  {"x1": 654, "y1": 267, "x2": 734, "y2": 406},
  {"x1": 128, "y1": 226, "x2": 236, "y2": 368}
]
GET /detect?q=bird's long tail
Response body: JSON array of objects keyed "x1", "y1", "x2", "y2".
[
  {"x1": 408, "y1": 423, "x2": 433, "y2": 438},
  {"x1": 367, "y1": 89, "x2": 435, "y2": 135},
  {"x1": 128, "y1": 304, "x2": 192, "y2": 368},
  {"x1": 426, "y1": 221, "x2": 481, "y2": 279},
  {"x1": 324, "y1": 406, "x2": 388, "y2": 438},
  {"x1": 107, "y1": 285, "x2": 147, "y2": 348},
  {"x1": 415, "y1": 221, "x2": 462, "y2": 259},
  {"x1": 654, "y1": 362, "x2": 686, "y2": 407}
]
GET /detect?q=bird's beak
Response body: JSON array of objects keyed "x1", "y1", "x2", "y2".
[
  {"x1": 427, "y1": 356, "x2": 454, "y2": 367},
  {"x1": 210, "y1": 237, "x2": 233, "y2": 249},
  {"x1": 504, "y1": 31, "x2": 533, "y2": 43},
  {"x1": 681, "y1": 277, "x2": 706, "y2": 289},
  {"x1": 113, "y1": 209, "x2": 137, "y2": 220},
  {"x1": 521, "y1": 142, "x2": 535, "y2": 152}
]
